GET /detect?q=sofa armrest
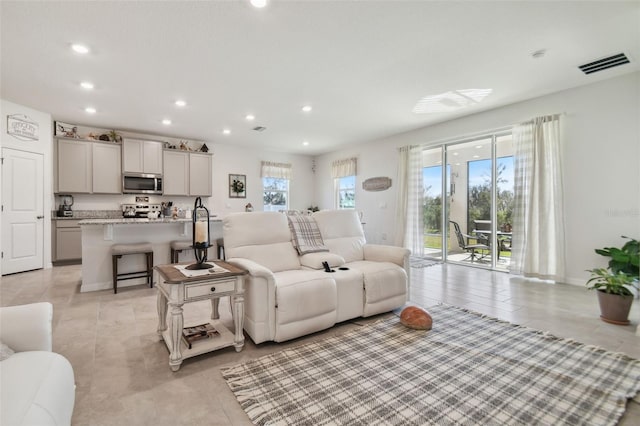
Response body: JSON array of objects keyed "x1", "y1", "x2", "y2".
[
  {"x1": 226, "y1": 257, "x2": 275, "y2": 281},
  {"x1": 225, "y1": 258, "x2": 277, "y2": 344},
  {"x1": 363, "y1": 244, "x2": 411, "y2": 268},
  {"x1": 0, "y1": 302, "x2": 53, "y2": 352}
]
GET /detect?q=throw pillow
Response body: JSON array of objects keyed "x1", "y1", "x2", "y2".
[
  {"x1": 287, "y1": 214, "x2": 329, "y2": 255},
  {"x1": 299, "y1": 252, "x2": 345, "y2": 270},
  {"x1": 0, "y1": 340, "x2": 15, "y2": 361}
]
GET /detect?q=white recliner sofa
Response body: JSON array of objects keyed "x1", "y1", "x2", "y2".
[
  {"x1": 0, "y1": 302, "x2": 76, "y2": 425},
  {"x1": 223, "y1": 209, "x2": 410, "y2": 344}
]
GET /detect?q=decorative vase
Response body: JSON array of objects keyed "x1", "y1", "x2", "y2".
[{"x1": 596, "y1": 290, "x2": 633, "y2": 325}]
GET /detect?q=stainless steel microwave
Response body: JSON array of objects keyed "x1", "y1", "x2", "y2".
[{"x1": 122, "y1": 173, "x2": 163, "y2": 194}]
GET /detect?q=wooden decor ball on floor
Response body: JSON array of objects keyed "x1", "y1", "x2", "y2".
[{"x1": 400, "y1": 306, "x2": 433, "y2": 330}]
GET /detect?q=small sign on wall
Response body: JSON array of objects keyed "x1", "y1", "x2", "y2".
[
  {"x1": 7, "y1": 114, "x2": 39, "y2": 141},
  {"x1": 362, "y1": 176, "x2": 392, "y2": 192}
]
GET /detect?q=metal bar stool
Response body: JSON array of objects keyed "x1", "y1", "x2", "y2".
[
  {"x1": 170, "y1": 240, "x2": 192, "y2": 264},
  {"x1": 111, "y1": 243, "x2": 154, "y2": 294}
]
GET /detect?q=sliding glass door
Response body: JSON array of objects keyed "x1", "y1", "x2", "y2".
[{"x1": 416, "y1": 131, "x2": 513, "y2": 271}]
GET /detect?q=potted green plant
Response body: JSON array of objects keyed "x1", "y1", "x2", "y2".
[{"x1": 586, "y1": 236, "x2": 639, "y2": 325}]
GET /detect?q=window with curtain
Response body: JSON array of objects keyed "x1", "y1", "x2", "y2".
[
  {"x1": 331, "y1": 157, "x2": 357, "y2": 209},
  {"x1": 336, "y1": 176, "x2": 355, "y2": 209},
  {"x1": 261, "y1": 161, "x2": 292, "y2": 212}
]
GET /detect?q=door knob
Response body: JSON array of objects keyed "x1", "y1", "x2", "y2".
[{"x1": 36, "y1": 215, "x2": 44, "y2": 219}]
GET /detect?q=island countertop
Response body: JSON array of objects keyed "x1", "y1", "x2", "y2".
[
  {"x1": 79, "y1": 216, "x2": 223, "y2": 292},
  {"x1": 79, "y1": 217, "x2": 221, "y2": 225}
]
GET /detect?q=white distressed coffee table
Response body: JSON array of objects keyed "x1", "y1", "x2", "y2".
[{"x1": 155, "y1": 261, "x2": 246, "y2": 371}]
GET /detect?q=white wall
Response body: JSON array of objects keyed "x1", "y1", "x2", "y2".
[
  {"x1": 0, "y1": 99, "x2": 54, "y2": 273},
  {"x1": 315, "y1": 72, "x2": 640, "y2": 286},
  {"x1": 209, "y1": 143, "x2": 315, "y2": 216}
]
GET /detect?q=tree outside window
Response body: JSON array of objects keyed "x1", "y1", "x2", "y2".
[
  {"x1": 337, "y1": 175, "x2": 355, "y2": 209},
  {"x1": 263, "y1": 177, "x2": 289, "y2": 211},
  {"x1": 467, "y1": 156, "x2": 514, "y2": 231}
]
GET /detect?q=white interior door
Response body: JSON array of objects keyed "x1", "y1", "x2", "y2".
[{"x1": 1, "y1": 148, "x2": 44, "y2": 274}]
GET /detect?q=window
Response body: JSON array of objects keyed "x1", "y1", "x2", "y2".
[
  {"x1": 331, "y1": 157, "x2": 357, "y2": 209},
  {"x1": 263, "y1": 177, "x2": 289, "y2": 211},
  {"x1": 336, "y1": 175, "x2": 355, "y2": 209},
  {"x1": 261, "y1": 161, "x2": 292, "y2": 212}
]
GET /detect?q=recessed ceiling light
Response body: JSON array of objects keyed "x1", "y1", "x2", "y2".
[
  {"x1": 436, "y1": 160, "x2": 442, "y2": 164},
  {"x1": 223, "y1": 129, "x2": 231, "y2": 135},
  {"x1": 453, "y1": 152, "x2": 458, "y2": 156},
  {"x1": 245, "y1": 114, "x2": 255, "y2": 121},
  {"x1": 301, "y1": 105, "x2": 312, "y2": 113},
  {"x1": 250, "y1": 0, "x2": 267, "y2": 8},
  {"x1": 475, "y1": 145, "x2": 482, "y2": 149},
  {"x1": 85, "y1": 107, "x2": 96, "y2": 114},
  {"x1": 413, "y1": 89, "x2": 492, "y2": 114},
  {"x1": 302, "y1": 141, "x2": 309, "y2": 146},
  {"x1": 455, "y1": 163, "x2": 461, "y2": 166},
  {"x1": 473, "y1": 155, "x2": 480, "y2": 158},
  {"x1": 175, "y1": 100, "x2": 186, "y2": 107},
  {"x1": 71, "y1": 44, "x2": 89, "y2": 54},
  {"x1": 162, "y1": 119, "x2": 171, "y2": 125},
  {"x1": 80, "y1": 81, "x2": 94, "y2": 90}
]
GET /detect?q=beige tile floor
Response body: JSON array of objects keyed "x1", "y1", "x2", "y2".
[{"x1": 1, "y1": 263, "x2": 639, "y2": 425}]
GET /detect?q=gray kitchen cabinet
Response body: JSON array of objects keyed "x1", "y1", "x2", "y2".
[
  {"x1": 189, "y1": 153, "x2": 212, "y2": 196},
  {"x1": 53, "y1": 220, "x2": 82, "y2": 262},
  {"x1": 57, "y1": 138, "x2": 92, "y2": 193},
  {"x1": 123, "y1": 138, "x2": 163, "y2": 174},
  {"x1": 92, "y1": 142, "x2": 121, "y2": 194},
  {"x1": 163, "y1": 150, "x2": 189, "y2": 195},
  {"x1": 162, "y1": 150, "x2": 212, "y2": 196},
  {"x1": 56, "y1": 138, "x2": 122, "y2": 194}
]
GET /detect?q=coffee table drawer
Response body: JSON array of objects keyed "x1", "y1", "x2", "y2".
[{"x1": 185, "y1": 280, "x2": 235, "y2": 300}]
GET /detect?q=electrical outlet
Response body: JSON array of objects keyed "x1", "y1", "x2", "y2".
[{"x1": 381, "y1": 233, "x2": 387, "y2": 241}]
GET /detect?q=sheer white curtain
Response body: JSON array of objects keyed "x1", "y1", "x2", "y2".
[
  {"x1": 511, "y1": 115, "x2": 565, "y2": 281},
  {"x1": 331, "y1": 157, "x2": 357, "y2": 178},
  {"x1": 395, "y1": 145, "x2": 424, "y2": 257}
]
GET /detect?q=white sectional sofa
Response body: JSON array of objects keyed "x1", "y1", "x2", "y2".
[
  {"x1": 0, "y1": 302, "x2": 75, "y2": 425},
  {"x1": 223, "y1": 209, "x2": 410, "y2": 344}
]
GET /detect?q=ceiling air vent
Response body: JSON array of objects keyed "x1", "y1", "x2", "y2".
[
  {"x1": 578, "y1": 53, "x2": 630, "y2": 75},
  {"x1": 253, "y1": 126, "x2": 266, "y2": 132}
]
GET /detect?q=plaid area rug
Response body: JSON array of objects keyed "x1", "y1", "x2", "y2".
[{"x1": 221, "y1": 305, "x2": 640, "y2": 426}]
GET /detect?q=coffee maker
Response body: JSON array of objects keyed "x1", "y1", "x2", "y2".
[{"x1": 57, "y1": 194, "x2": 74, "y2": 217}]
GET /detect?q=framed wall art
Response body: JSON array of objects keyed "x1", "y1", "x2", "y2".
[{"x1": 229, "y1": 174, "x2": 246, "y2": 198}]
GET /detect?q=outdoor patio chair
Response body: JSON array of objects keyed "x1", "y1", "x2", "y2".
[{"x1": 450, "y1": 220, "x2": 490, "y2": 262}]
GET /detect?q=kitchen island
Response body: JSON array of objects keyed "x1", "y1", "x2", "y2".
[{"x1": 79, "y1": 217, "x2": 222, "y2": 292}]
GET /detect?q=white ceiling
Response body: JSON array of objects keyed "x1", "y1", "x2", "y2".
[{"x1": 1, "y1": 1, "x2": 638, "y2": 155}]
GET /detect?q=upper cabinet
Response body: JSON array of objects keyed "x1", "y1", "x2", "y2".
[
  {"x1": 189, "y1": 153, "x2": 212, "y2": 196},
  {"x1": 163, "y1": 150, "x2": 189, "y2": 195},
  {"x1": 122, "y1": 138, "x2": 163, "y2": 174},
  {"x1": 56, "y1": 138, "x2": 121, "y2": 194},
  {"x1": 92, "y1": 143, "x2": 122, "y2": 194},
  {"x1": 163, "y1": 150, "x2": 212, "y2": 196},
  {"x1": 57, "y1": 138, "x2": 92, "y2": 193}
]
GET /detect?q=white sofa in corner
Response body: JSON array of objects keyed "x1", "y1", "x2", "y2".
[
  {"x1": 223, "y1": 209, "x2": 410, "y2": 344},
  {"x1": 0, "y1": 302, "x2": 75, "y2": 425}
]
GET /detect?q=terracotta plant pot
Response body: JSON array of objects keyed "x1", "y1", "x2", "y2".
[{"x1": 596, "y1": 290, "x2": 633, "y2": 325}]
